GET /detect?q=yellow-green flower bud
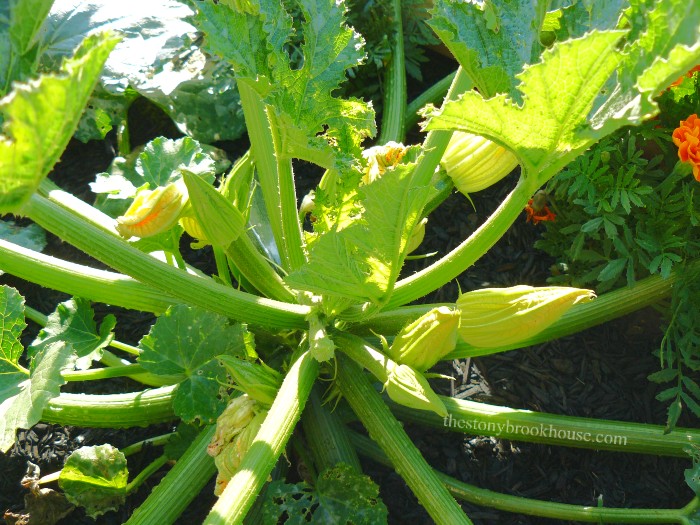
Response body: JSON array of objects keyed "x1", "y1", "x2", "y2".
[
  {"x1": 218, "y1": 356, "x2": 282, "y2": 407},
  {"x1": 213, "y1": 410, "x2": 266, "y2": 496},
  {"x1": 179, "y1": 212, "x2": 210, "y2": 244},
  {"x1": 115, "y1": 180, "x2": 188, "y2": 239},
  {"x1": 457, "y1": 285, "x2": 595, "y2": 348},
  {"x1": 406, "y1": 218, "x2": 427, "y2": 254},
  {"x1": 361, "y1": 141, "x2": 408, "y2": 185},
  {"x1": 207, "y1": 395, "x2": 257, "y2": 457},
  {"x1": 388, "y1": 306, "x2": 460, "y2": 372},
  {"x1": 441, "y1": 132, "x2": 519, "y2": 194},
  {"x1": 385, "y1": 363, "x2": 447, "y2": 417}
]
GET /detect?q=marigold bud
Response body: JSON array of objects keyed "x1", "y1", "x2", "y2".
[
  {"x1": 218, "y1": 356, "x2": 282, "y2": 407},
  {"x1": 207, "y1": 395, "x2": 257, "y2": 457},
  {"x1": 457, "y1": 285, "x2": 595, "y2": 348},
  {"x1": 388, "y1": 306, "x2": 460, "y2": 372},
  {"x1": 441, "y1": 132, "x2": 519, "y2": 194},
  {"x1": 115, "y1": 180, "x2": 188, "y2": 238},
  {"x1": 672, "y1": 114, "x2": 700, "y2": 182},
  {"x1": 385, "y1": 363, "x2": 447, "y2": 417}
]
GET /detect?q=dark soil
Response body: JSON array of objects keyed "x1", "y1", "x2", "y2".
[{"x1": 1, "y1": 51, "x2": 696, "y2": 525}]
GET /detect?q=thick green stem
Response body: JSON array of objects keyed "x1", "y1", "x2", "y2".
[
  {"x1": 62, "y1": 364, "x2": 150, "y2": 382},
  {"x1": 204, "y1": 351, "x2": 319, "y2": 525},
  {"x1": 386, "y1": 176, "x2": 537, "y2": 309},
  {"x1": 350, "y1": 432, "x2": 697, "y2": 524},
  {"x1": 224, "y1": 231, "x2": 296, "y2": 302},
  {"x1": 21, "y1": 194, "x2": 309, "y2": 329},
  {"x1": 237, "y1": 80, "x2": 305, "y2": 272},
  {"x1": 41, "y1": 385, "x2": 176, "y2": 427},
  {"x1": 0, "y1": 239, "x2": 175, "y2": 314},
  {"x1": 379, "y1": 0, "x2": 407, "y2": 144},
  {"x1": 301, "y1": 386, "x2": 362, "y2": 473},
  {"x1": 392, "y1": 396, "x2": 700, "y2": 457},
  {"x1": 336, "y1": 353, "x2": 472, "y2": 525},
  {"x1": 125, "y1": 425, "x2": 217, "y2": 525},
  {"x1": 404, "y1": 71, "x2": 456, "y2": 134}
]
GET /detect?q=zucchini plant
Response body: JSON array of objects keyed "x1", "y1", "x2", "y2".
[{"x1": 1, "y1": 0, "x2": 700, "y2": 523}]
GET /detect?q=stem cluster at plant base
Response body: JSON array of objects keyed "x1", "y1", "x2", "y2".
[
  {"x1": 336, "y1": 353, "x2": 473, "y2": 525},
  {"x1": 204, "y1": 351, "x2": 319, "y2": 524}
]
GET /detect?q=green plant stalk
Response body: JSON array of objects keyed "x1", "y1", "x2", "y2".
[
  {"x1": 126, "y1": 454, "x2": 169, "y2": 495},
  {"x1": 21, "y1": 194, "x2": 310, "y2": 329},
  {"x1": 125, "y1": 425, "x2": 217, "y2": 525},
  {"x1": 350, "y1": 432, "x2": 699, "y2": 524},
  {"x1": 121, "y1": 432, "x2": 175, "y2": 457},
  {"x1": 392, "y1": 395, "x2": 700, "y2": 457},
  {"x1": 301, "y1": 385, "x2": 362, "y2": 473},
  {"x1": 223, "y1": 231, "x2": 296, "y2": 302},
  {"x1": 41, "y1": 385, "x2": 177, "y2": 427},
  {"x1": 335, "y1": 353, "x2": 472, "y2": 525},
  {"x1": 404, "y1": 71, "x2": 456, "y2": 134},
  {"x1": 61, "y1": 364, "x2": 149, "y2": 381},
  {"x1": 213, "y1": 246, "x2": 233, "y2": 286},
  {"x1": 237, "y1": 80, "x2": 305, "y2": 273},
  {"x1": 0, "y1": 239, "x2": 175, "y2": 314},
  {"x1": 204, "y1": 350, "x2": 319, "y2": 525},
  {"x1": 386, "y1": 175, "x2": 538, "y2": 309},
  {"x1": 379, "y1": 0, "x2": 407, "y2": 144}
]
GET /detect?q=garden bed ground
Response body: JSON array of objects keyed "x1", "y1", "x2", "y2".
[{"x1": 1, "y1": 54, "x2": 696, "y2": 524}]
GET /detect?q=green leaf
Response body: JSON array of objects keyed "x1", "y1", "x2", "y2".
[
  {"x1": 58, "y1": 444, "x2": 128, "y2": 519},
  {"x1": 137, "y1": 137, "x2": 216, "y2": 188},
  {"x1": 0, "y1": 219, "x2": 46, "y2": 252},
  {"x1": 138, "y1": 304, "x2": 249, "y2": 424},
  {"x1": 424, "y1": 30, "x2": 625, "y2": 182},
  {"x1": 428, "y1": 0, "x2": 543, "y2": 100},
  {"x1": 195, "y1": 0, "x2": 375, "y2": 168},
  {"x1": 9, "y1": 0, "x2": 55, "y2": 55},
  {"x1": 286, "y1": 162, "x2": 425, "y2": 304},
  {"x1": 648, "y1": 367, "x2": 680, "y2": 383},
  {"x1": 0, "y1": 341, "x2": 75, "y2": 452},
  {"x1": 0, "y1": 285, "x2": 28, "y2": 404},
  {"x1": 0, "y1": 32, "x2": 119, "y2": 213},
  {"x1": 29, "y1": 297, "x2": 115, "y2": 370},
  {"x1": 262, "y1": 464, "x2": 388, "y2": 525}
]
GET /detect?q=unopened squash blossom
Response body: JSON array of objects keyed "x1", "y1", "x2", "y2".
[
  {"x1": 115, "y1": 179, "x2": 188, "y2": 238},
  {"x1": 385, "y1": 362, "x2": 447, "y2": 417},
  {"x1": 388, "y1": 306, "x2": 460, "y2": 372},
  {"x1": 441, "y1": 131, "x2": 519, "y2": 195},
  {"x1": 457, "y1": 286, "x2": 595, "y2": 348},
  {"x1": 218, "y1": 355, "x2": 283, "y2": 407}
]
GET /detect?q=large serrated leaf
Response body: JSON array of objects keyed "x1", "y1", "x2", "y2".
[
  {"x1": 0, "y1": 285, "x2": 28, "y2": 404},
  {"x1": 286, "y1": 162, "x2": 424, "y2": 304},
  {"x1": 195, "y1": 0, "x2": 375, "y2": 168},
  {"x1": 0, "y1": 340, "x2": 75, "y2": 452},
  {"x1": 29, "y1": 297, "x2": 115, "y2": 370},
  {"x1": 137, "y1": 304, "x2": 249, "y2": 424},
  {"x1": 424, "y1": 30, "x2": 625, "y2": 180},
  {"x1": 59, "y1": 444, "x2": 128, "y2": 519},
  {"x1": 0, "y1": 31, "x2": 119, "y2": 213},
  {"x1": 262, "y1": 464, "x2": 388, "y2": 525}
]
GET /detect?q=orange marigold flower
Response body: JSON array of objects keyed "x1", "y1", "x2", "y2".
[
  {"x1": 672, "y1": 114, "x2": 700, "y2": 182},
  {"x1": 670, "y1": 65, "x2": 700, "y2": 88},
  {"x1": 525, "y1": 198, "x2": 556, "y2": 224}
]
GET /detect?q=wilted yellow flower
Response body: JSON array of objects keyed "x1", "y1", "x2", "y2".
[
  {"x1": 115, "y1": 180, "x2": 188, "y2": 238},
  {"x1": 207, "y1": 395, "x2": 257, "y2": 458},
  {"x1": 457, "y1": 285, "x2": 595, "y2": 348},
  {"x1": 361, "y1": 141, "x2": 408, "y2": 185},
  {"x1": 388, "y1": 306, "x2": 460, "y2": 372}
]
